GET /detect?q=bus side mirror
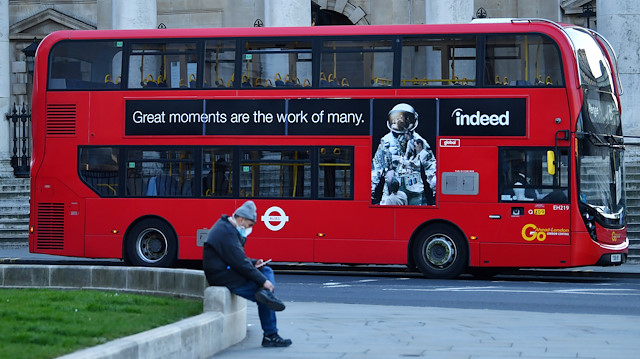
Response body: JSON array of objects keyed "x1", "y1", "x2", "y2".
[{"x1": 547, "y1": 150, "x2": 556, "y2": 175}]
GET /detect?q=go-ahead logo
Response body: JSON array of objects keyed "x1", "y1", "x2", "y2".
[
  {"x1": 451, "y1": 108, "x2": 510, "y2": 127},
  {"x1": 521, "y1": 223, "x2": 569, "y2": 242},
  {"x1": 261, "y1": 206, "x2": 289, "y2": 231}
]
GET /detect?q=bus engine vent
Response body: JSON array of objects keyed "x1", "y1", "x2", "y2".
[
  {"x1": 46, "y1": 104, "x2": 77, "y2": 135},
  {"x1": 36, "y1": 203, "x2": 65, "y2": 250}
]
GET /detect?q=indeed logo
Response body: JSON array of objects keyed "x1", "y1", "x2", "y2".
[{"x1": 451, "y1": 108, "x2": 510, "y2": 126}]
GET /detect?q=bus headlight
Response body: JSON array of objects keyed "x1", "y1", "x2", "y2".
[{"x1": 583, "y1": 212, "x2": 597, "y2": 241}]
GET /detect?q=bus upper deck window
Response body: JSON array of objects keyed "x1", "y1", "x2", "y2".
[
  {"x1": 485, "y1": 34, "x2": 564, "y2": 87},
  {"x1": 400, "y1": 36, "x2": 476, "y2": 87},
  {"x1": 48, "y1": 40, "x2": 123, "y2": 90}
]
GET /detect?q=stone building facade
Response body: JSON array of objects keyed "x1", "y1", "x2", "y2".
[{"x1": 1, "y1": 0, "x2": 638, "y2": 178}]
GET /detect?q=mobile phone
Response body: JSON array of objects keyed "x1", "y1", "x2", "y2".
[{"x1": 256, "y1": 259, "x2": 272, "y2": 268}]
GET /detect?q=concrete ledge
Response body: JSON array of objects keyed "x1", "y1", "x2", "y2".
[{"x1": 0, "y1": 265, "x2": 247, "y2": 359}]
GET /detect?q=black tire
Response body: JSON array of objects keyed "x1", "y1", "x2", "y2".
[
  {"x1": 412, "y1": 224, "x2": 468, "y2": 279},
  {"x1": 125, "y1": 218, "x2": 177, "y2": 267}
]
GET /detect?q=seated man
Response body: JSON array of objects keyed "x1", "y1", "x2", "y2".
[{"x1": 203, "y1": 200, "x2": 292, "y2": 347}]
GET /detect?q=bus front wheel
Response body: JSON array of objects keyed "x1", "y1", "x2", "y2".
[
  {"x1": 412, "y1": 224, "x2": 468, "y2": 279},
  {"x1": 125, "y1": 218, "x2": 177, "y2": 267}
]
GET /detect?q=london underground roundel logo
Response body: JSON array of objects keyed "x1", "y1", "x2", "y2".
[{"x1": 261, "y1": 206, "x2": 289, "y2": 231}]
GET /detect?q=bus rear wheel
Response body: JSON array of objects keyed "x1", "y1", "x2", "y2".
[
  {"x1": 125, "y1": 218, "x2": 177, "y2": 267},
  {"x1": 412, "y1": 224, "x2": 467, "y2": 279}
]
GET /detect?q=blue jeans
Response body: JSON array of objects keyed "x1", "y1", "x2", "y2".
[{"x1": 229, "y1": 266, "x2": 278, "y2": 335}]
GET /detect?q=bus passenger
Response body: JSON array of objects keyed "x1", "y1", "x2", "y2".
[
  {"x1": 372, "y1": 103, "x2": 436, "y2": 205},
  {"x1": 202, "y1": 200, "x2": 292, "y2": 348}
]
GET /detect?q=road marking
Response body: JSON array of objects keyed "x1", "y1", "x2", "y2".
[{"x1": 383, "y1": 287, "x2": 640, "y2": 296}]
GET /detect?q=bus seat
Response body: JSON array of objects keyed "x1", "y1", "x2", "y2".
[
  {"x1": 319, "y1": 72, "x2": 329, "y2": 87},
  {"x1": 181, "y1": 178, "x2": 193, "y2": 196},
  {"x1": 275, "y1": 73, "x2": 285, "y2": 87},
  {"x1": 145, "y1": 177, "x2": 158, "y2": 196},
  {"x1": 509, "y1": 80, "x2": 532, "y2": 86},
  {"x1": 341, "y1": 78, "x2": 349, "y2": 87},
  {"x1": 303, "y1": 79, "x2": 311, "y2": 87},
  {"x1": 241, "y1": 75, "x2": 252, "y2": 87},
  {"x1": 326, "y1": 74, "x2": 339, "y2": 87},
  {"x1": 156, "y1": 175, "x2": 180, "y2": 196},
  {"x1": 285, "y1": 74, "x2": 296, "y2": 87},
  {"x1": 144, "y1": 74, "x2": 157, "y2": 88},
  {"x1": 189, "y1": 74, "x2": 197, "y2": 88},
  {"x1": 157, "y1": 75, "x2": 167, "y2": 87}
]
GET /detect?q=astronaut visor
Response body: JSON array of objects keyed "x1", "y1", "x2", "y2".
[{"x1": 388, "y1": 111, "x2": 417, "y2": 132}]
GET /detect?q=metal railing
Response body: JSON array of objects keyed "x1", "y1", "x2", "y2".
[{"x1": 6, "y1": 103, "x2": 31, "y2": 177}]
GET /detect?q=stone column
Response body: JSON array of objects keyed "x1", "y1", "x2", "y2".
[
  {"x1": 265, "y1": 0, "x2": 310, "y2": 27},
  {"x1": 598, "y1": 1, "x2": 640, "y2": 142},
  {"x1": 425, "y1": 0, "x2": 474, "y2": 24},
  {"x1": 0, "y1": 0, "x2": 13, "y2": 177},
  {"x1": 112, "y1": 0, "x2": 157, "y2": 30}
]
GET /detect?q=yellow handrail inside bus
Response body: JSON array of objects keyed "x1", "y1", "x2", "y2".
[
  {"x1": 292, "y1": 152, "x2": 298, "y2": 197},
  {"x1": 374, "y1": 77, "x2": 392, "y2": 86},
  {"x1": 105, "y1": 74, "x2": 113, "y2": 83}
]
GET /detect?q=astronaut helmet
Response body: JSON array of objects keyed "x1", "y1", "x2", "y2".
[{"x1": 387, "y1": 103, "x2": 418, "y2": 133}]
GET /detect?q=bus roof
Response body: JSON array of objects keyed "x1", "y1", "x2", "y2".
[{"x1": 42, "y1": 19, "x2": 571, "y2": 43}]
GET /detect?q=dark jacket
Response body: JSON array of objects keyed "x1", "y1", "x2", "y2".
[{"x1": 202, "y1": 215, "x2": 267, "y2": 289}]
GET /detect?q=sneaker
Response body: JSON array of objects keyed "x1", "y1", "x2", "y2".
[
  {"x1": 255, "y1": 289, "x2": 286, "y2": 311},
  {"x1": 262, "y1": 333, "x2": 292, "y2": 347}
]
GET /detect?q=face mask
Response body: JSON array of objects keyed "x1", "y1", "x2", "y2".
[{"x1": 237, "y1": 226, "x2": 252, "y2": 238}]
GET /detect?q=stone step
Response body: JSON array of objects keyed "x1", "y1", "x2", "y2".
[{"x1": 0, "y1": 229, "x2": 29, "y2": 242}]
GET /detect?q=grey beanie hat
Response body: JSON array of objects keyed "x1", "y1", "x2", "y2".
[{"x1": 233, "y1": 200, "x2": 257, "y2": 222}]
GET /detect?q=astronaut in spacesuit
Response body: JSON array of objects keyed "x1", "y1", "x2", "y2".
[{"x1": 371, "y1": 103, "x2": 436, "y2": 206}]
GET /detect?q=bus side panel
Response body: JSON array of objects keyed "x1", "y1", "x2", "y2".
[
  {"x1": 248, "y1": 200, "x2": 396, "y2": 263},
  {"x1": 480, "y1": 243, "x2": 571, "y2": 267},
  {"x1": 32, "y1": 177, "x2": 85, "y2": 257}
]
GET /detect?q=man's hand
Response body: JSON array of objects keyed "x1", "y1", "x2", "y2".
[{"x1": 263, "y1": 279, "x2": 275, "y2": 292}]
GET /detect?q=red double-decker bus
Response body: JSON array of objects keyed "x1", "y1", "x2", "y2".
[{"x1": 30, "y1": 19, "x2": 627, "y2": 278}]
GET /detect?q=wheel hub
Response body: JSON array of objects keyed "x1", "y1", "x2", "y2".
[
  {"x1": 137, "y1": 228, "x2": 167, "y2": 263},
  {"x1": 425, "y1": 237, "x2": 454, "y2": 266}
]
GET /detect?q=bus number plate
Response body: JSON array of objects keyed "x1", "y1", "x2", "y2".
[{"x1": 611, "y1": 254, "x2": 622, "y2": 263}]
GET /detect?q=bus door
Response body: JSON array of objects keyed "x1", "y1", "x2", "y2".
[{"x1": 482, "y1": 147, "x2": 571, "y2": 267}]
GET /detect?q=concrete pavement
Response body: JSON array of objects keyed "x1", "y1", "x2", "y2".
[
  {"x1": 213, "y1": 264, "x2": 640, "y2": 359},
  {"x1": 215, "y1": 301, "x2": 640, "y2": 359}
]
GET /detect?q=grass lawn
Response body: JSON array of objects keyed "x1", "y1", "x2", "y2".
[{"x1": 0, "y1": 288, "x2": 202, "y2": 359}]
